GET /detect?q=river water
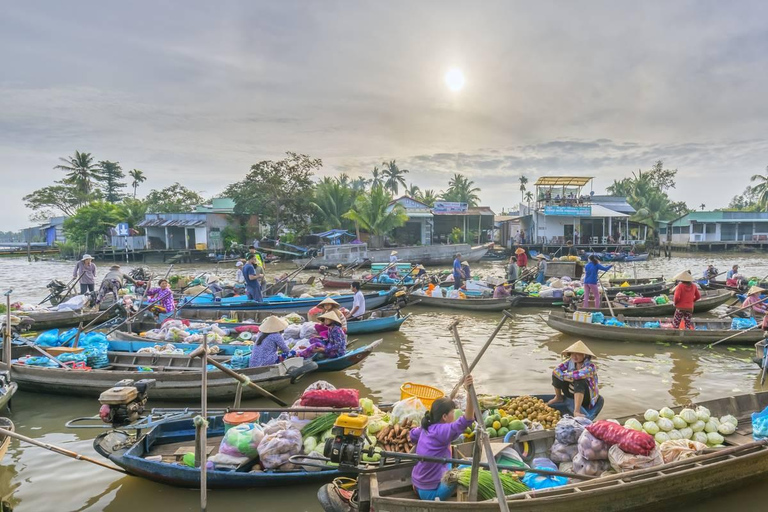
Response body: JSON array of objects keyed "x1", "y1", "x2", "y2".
[{"x1": 0, "y1": 254, "x2": 766, "y2": 511}]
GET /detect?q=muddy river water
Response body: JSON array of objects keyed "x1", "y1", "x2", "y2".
[{"x1": 0, "y1": 254, "x2": 766, "y2": 511}]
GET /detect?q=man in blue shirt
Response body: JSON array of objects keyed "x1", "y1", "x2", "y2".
[
  {"x1": 453, "y1": 253, "x2": 464, "y2": 290},
  {"x1": 242, "y1": 254, "x2": 263, "y2": 301}
]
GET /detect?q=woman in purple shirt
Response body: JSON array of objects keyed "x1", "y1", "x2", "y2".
[
  {"x1": 409, "y1": 375, "x2": 474, "y2": 501},
  {"x1": 249, "y1": 316, "x2": 290, "y2": 367},
  {"x1": 146, "y1": 279, "x2": 175, "y2": 313}
]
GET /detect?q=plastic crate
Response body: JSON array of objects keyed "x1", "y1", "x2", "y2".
[{"x1": 400, "y1": 382, "x2": 445, "y2": 409}]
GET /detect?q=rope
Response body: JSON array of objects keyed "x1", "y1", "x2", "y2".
[
  {"x1": 193, "y1": 415, "x2": 209, "y2": 428},
  {"x1": 240, "y1": 376, "x2": 252, "y2": 387}
]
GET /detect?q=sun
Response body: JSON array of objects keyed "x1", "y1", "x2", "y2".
[{"x1": 444, "y1": 68, "x2": 465, "y2": 92}]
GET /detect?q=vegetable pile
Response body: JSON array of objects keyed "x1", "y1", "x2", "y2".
[
  {"x1": 452, "y1": 468, "x2": 528, "y2": 499},
  {"x1": 501, "y1": 396, "x2": 562, "y2": 430},
  {"x1": 631, "y1": 406, "x2": 737, "y2": 447},
  {"x1": 375, "y1": 419, "x2": 416, "y2": 453}
]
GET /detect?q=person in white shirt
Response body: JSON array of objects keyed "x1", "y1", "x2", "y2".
[
  {"x1": 347, "y1": 281, "x2": 366, "y2": 319},
  {"x1": 235, "y1": 261, "x2": 245, "y2": 284},
  {"x1": 389, "y1": 250, "x2": 398, "y2": 264}
]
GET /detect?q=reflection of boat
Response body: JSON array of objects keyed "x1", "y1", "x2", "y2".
[
  {"x1": 578, "y1": 289, "x2": 734, "y2": 317},
  {"x1": 546, "y1": 311, "x2": 765, "y2": 344},
  {"x1": 0, "y1": 417, "x2": 14, "y2": 461},
  {"x1": 350, "y1": 391, "x2": 768, "y2": 512},
  {"x1": 295, "y1": 243, "x2": 491, "y2": 269}
]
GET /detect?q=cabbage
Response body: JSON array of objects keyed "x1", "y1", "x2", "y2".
[
  {"x1": 624, "y1": 418, "x2": 643, "y2": 431},
  {"x1": 643, "y1": 421, "x2": 660, "y2": 435},
  {"x1": 657, "y1": 418, "x2": 674, "y2": 432},
  {"x1": 718, "y1": 422, "x2": 736, "y2": 436},
  {"x1": 668, "y1": 429, "x2": 683, "y2": 440},
  {"x1": 695, "y1": 406, "x2": 711, "y2": 422},
  {"x1": 672, "y1": 415, "x2": 687, "y2": 430},
  {"x1": 659, "y1": 407, "x2": 675, "y2": 420},
  {"x1": 680, "y1": 427, "x2": 693, "y2": 440},
  {"x1": 303, "y1": 436, "x2": 318, "y2": 453},
  {"x1": 720, "y1": 415, "x2": 738, "y2": 427},
  {"x1": 655, "y1": 432, "x2": 671, "y2": 443},
  {"x1": 359, "y1": 398, "x2": 374, "y2": 415},
  {"x1": 679, "y1": 408, "x2": 698, "y2": 424},
  {"x1": 706, "y1": 432, "x2": 724, "y2": 445},
  {"x1": 704, "y1": 419, "x2": 721, "y2": 433},
  {"x1": 690, "y1": 420, "x2": 706, "y2": 432},
  {"x1": 693, "y1": 432, "x2": 709, "y2": 444},
  {"x1": 367, "y1": 418, "x2": 387, "y2": 434},
  {"x1": 644, "y1": 409, "x2": 660, "y2": 422}
]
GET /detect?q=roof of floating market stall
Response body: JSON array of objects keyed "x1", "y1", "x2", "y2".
[
  {"x1": 312, "y1": 229, "x2": 355, "y2": 240},
  {"x1": 534, "y1": 177, "x2": 593, "y2": 187}
]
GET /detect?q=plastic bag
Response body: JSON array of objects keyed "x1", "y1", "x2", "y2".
[
  {"x1": 304, "y1": 381, "x2": 337, "y2": 392},
  {"x1": 300, "y1": 388, "x2": 360, "y2": 408},
  {"x1": 206, "y1": 452, "x2": 249, "y2": 471},
  {"x1": 283, "y1": 324, "x2": 302, "y2": 339},
  {"x1": 753, "y1": 405, "x2": 768, "y2": 440},
  {"x1": 300, "y1": 322, "x2": 318, "y2": 339},
  {"x1": 572, "y1": 453, "x2": 611, "y2": 476},
  {"x1": 257, "y1": 428, "x2": 303, "y2": 469},
  {"x1": 643, "y1": 321, "x2": 661, "y2": 329},
  {"x1": 36, "y1": 329, "x2": 61, "y2": 347},
  {"x1": 731, "y1": 317, "x2": 757, "y2": 330},
  {"x1": 591, "y1": 312, "x2": 605, "y2": 324},
  {"x1": 549, "y1": 440, "x2": 578, "y2": 463},
  {"x1": 555, "y1": 416, "x2": 591, "y2": 445},
  {"x1": 219, "y1": 423, "x2": 265, "y2": 459},
  {"x1": 389, "y1": 397, "x2": 428, "y2": 425},
  {"x1": 577, "y1": 430, "x2": 610, "y2": 461},
  {"x1": 604, "y1": 318, "x2": 625, "y2": 327},
  {"x1": 659, "y1": 439, "x2": 707, "y2": 463},
  {"x1": 521, "y1": 457, "x2": 568, "y2": 490},
  {"x1": 608, "y1": 444, "x2": 663, "y2": 472},
  {"x1": 586, "y1": 420, "x2": 656, "y2": 456}
]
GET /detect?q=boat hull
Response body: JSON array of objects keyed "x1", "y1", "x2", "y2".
[
  {"x1": 314, "y1": 339, "x2": 382, "y2": 372},
  {"x1": 16, "y1": 309, "x2": 111, "y2": 330},
  {"x1": 407, "y1": 294, "x2": 512, "y2": 311},
  {"x1": 578, "y1": 289, "x2": 734, "y2": 317},
  {"x1": 296, "y1": 243, "x2": 491, "y2": 269}
]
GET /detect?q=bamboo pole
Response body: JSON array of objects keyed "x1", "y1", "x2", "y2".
[
  {"x1": 3, "y1": 289, "x2": 11, "y2": 378},
  {"x1": 199, "y1": 333, "x2": 208, "y2": 511}
]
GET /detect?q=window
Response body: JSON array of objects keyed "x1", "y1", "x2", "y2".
[
  {"x1": 672, "y1": 226, "x2": 684, "y2": 234},
  {"x1": 692, "y1": 224, "x2": 704, "y2": 234},
  {"x1": 705, "y1": 224, "x2": 716, "y2": 234}
]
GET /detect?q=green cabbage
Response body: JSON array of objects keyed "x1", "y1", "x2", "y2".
[
  {"x1": 690, "y1": 420, "x2": 706, "y2": 432},
  {"x1": 668, "y1": 429, "x2": 683, "y2": 440},
  {"x1": 719, "y1": 414, "x2": 738, "y2": 427},
  {"x1": 644, "y1": 409, "x2": 660, "y2": 422},
  {"x1": 643, "y1": 421, "x2": 660, "y2": 435},
  {"x1": 672, "y1": 415, "x2": 687, "y2": 430},
  {"x1": 679, "y1": 427, "x2": 693, "y2": 440},
  {"x1": 718, "y1": 422, "x2": 736, "y2": 435},
  {"x1": 654, "y1": 432, "x2": 670, "y2": 443},
  {"x1": 704, "y1": 419, "x2": 721, "y2": 433},
  {"x1": 706, "y1": 432, "x2": 724, "y2": 445},
  {"x1": 367, "y1": 418, "x2": 387, "y2": 434},
  {"x1": 359, "y1": 398, "x2": 374, "y2": 416},
  {"x1": 679, "y1": 408, "x2": 697, "y2": 424},
  {"x1": 693, "y1": 432, "x2": 709, "y2": 444},
  {"x1": 659, "y1": 407, "x2": 675, "y2": 420},
  {"x1": 657, "y1": 418, "x2": 674, "y2": 432},
  {"x1": 695, "y1": 406, "x2": 711, "y2": 422},
  {"x1": 624, "y1": 418, "x2": 643, "y2": 431},
  {"x1": 303, "y1": 436, "x2": 318, "y2": 453}
]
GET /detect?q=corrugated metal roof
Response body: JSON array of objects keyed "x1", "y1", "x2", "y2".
[
  {"x1": 138, "y1": 218, "x2": 207, "y2": 228},
  {"x1": 535, "y1": 176, "x2": 593, "y2": 186},
  {"x1": 432, "y1": 206, "x2": 496, "y2": 216}
]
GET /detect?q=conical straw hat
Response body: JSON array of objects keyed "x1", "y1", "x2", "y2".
[
  {"x1": 673, "y1": 271, "x2": 694, "y2": 283},
  {"x1": 747, "y1": 286, "x2": 765, "y2": 296},
  {"x1": 259, "y1": 316, "x2": 289, "y2": 334},
  {"x1": 318, "y1": 297, "x2": 340, "y2": 308},
  {"x1": 562, "y1": 340, "x2": 596, "y2": 358},
  {"x1": 317, "y1": 310, "x2": 342, "y2": 324},
  {"x1": 515, "y1": 248, "x2": 525, "y2": 254}
]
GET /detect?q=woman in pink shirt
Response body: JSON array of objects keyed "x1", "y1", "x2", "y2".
[{"x1": 742, "y1": 286, "x2": 767, "y2": 316}]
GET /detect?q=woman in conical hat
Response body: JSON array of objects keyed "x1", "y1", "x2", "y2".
[
  {"x1": 308, "y1": 297, "x2": 348, "y2": 328},
  {"x1": 672, "y1": 270, "x2": 700, "y2": 330},
  {"x1": 300, "y1": 310, "x2": 348, "y2": 360},
  {"x1": 547, "y1": 340, "x2": 599, "y2": 417},
  {"x1": 741, "y1": 286, "x2": 767, "y2": 317},
  {"x1": 249, "y1": 316, "x2": 290, "y2": 368}
]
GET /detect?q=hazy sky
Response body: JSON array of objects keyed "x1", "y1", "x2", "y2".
[{"x1": 2, "y1": 1, "x2": 768, "y2": 230}]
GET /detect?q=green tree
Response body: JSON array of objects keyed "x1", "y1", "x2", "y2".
[
  {"x1": 726, "y1": 185, "x2": 759, "y2": 211},
  {"x1": 63, "y1": 201, "x2": 123, "y2": 249},
  {"x1": 54, "y1": 150, "x2": 101, "y2": 199},
  {"x1": 118, "y1": 198, "x2": 149, "y2": 232},
  {"x1": 750, "y1": 166, "x2": 768, "y2": 209},
  {"x1": 419, "y1": 189, "x2": 438, "y2": 207},
  {"x1": 381, "y1": 160, "x2": 409, "y2": 194},
  {"x1": 405, "y1": 183, "x2": 421, "y2": 198},
  {"x1": 23, "y1": 184, "x2": 83, "y2": 217},
  {"x1": 525, "y1": 190, "x2": 534, "y2": 203},
  {"x1": 441, "y1": 173, "x2": 481, "y2": 207},
  {"x1": 129, "y1": 169, "x2": 147, "y2": 198},
  {"x1": 225, "y1": 152, "x2": 320, "y2": 237},
  {"x1": 519, "y1": 175, "x2": 528, "y2": 203},
  {"x1": 351, "y1": 176, "x2": 369, "y2": 192},
  {"x1": 371, "y1": 166, "x2": 384, "y2": 187},
  {"x1": 98, "y1": 160, "x2": 126, "y2": 203},
  {"x1": 144, "y1": 183, "x2": 205, "y2": 213},
  {"x1": 311, "y1": 177, "x2": 359, "y2": 231},
  {"x1": 343, "y1": 185, "x2": 408, "y2": 247}
]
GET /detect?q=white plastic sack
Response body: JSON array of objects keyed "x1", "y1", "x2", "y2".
[
  {"x1": 608, "y1": 444, "x2": 663, "y2": 472},
  {"x1": 389, "y1": 397, "x2": 428, "y2": 425},
  {"x1": 300, "y1": 322, "x2": 318, "y2": 339},
  {"x1": 283, "y1": 324, "x2": 302, "y2": 340},
  {"x1": 257, "y1": 428, "x2": 303, "y2": 469},
  {"x1": 55, "y1": 295, "x2": 89, "y2": 311}
]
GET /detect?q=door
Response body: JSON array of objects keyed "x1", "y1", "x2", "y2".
[{"x1": 564, "y1": 224, "x2": 574, "y2": 243}]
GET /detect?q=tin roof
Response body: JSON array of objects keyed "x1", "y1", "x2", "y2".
[
  {"x1": 432, "y1": 206, "x2": 496, "y2": 216},
  {"x1": 534, "y1": 177, "x2": 593, "y2": 187},
  {"x1": 138, "y1": 218, "x2": 207, "y2": 228}
]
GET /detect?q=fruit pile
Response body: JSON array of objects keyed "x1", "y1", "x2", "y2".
[{"x1": 501, "y1": 395, "x2": 562, "y2": 430}]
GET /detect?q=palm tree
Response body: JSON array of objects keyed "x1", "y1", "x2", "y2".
[
  {"x1": 441, "y1": 173, "x2": 481, "y2": 207},
  {"x1": 381, "y1": 160, "x2": 409, "y2": 195},
  {"x1": 336, "y1": 173, "x2": 351, "y2": 187},
  {"x1": 519, "y1": 175, "x2": 528, "y2": 203},
  {"x1": 351, "y1": 176, "x2": 369, "y2": 192},
  {"x1": 371, "y1": 166, "x2": 384, "y2": 187},
  {"x1": 420, "y1": 189, "x2": 438, "y2": 207},
  {"x1": 405, "y1": 183, "x2": 421, "y2": 198},
  {"x1": 525, "y1": 190, "x2": 534, "y2": 210},
  {"x1": 699, "y1": 203, "x2": 706, "y2": 211},
  {"x1": 343, "y1": 185, "x2": 408, "y2": 247},
  {"x1": 311, "y1": 177, "x2": 358, "y2": 231},
  {"x1": 750, "y1": 166, "x2": 768, "y2": 209},
  {"x1": 54, "y1": 150, "x2": 100, "y2": 198},
  {"x1": 129, "y1": 169, "x2": 147, "y2": 198}
]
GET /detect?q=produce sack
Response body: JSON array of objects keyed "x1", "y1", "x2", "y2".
[
  {"x1": 659, "y1": 439, "x2": 707, "y2": 464},
  {"x1": 389, "y1": 397, "x2": 428, "y2": 426},
  {"x1": 577, "y1": 430, "x2": 610, "y2": 461},
  {"x1": 608, "y1": 444, "x2": 663, "y2": 472},
  {"x1": 300, "y1": 322, "x2": 318, "y2": 339},
  {"x1": 521, "y1": 457, "x2": 568, "y2": 490},
  {"x1": 752, "y1": 406, "x2": 768, "y2": 440},
  {"x1": 207, "y1": 452, "x2": 249, "y2": 471},
  {"x1": 35, "y1": 329, "x2": 61, "y2": 346},
  {"x1": 234, "y1": 325, "x2": 260, "y2": 334},
  {"x1": 643, "y1": 321, "x2": 661, "y2": 329},
  {"x1": 257, "y1": 427, "x2": 303, "y2": 469},
  {"x1": 591, "y1": 312, "x2": 605, "y2": 324},
  {"x1": 572, "y1": 453, "x2": 610, "y2": 476},
  {"x1": 555, "y1": 416, "x2": 592, "y2": 445},
  {"x1": 630, "y1": 297, "x2": 654, "y2": 305},
  {"x1": 219, "y1": 423, "x2": 265, "y2": 459},
  {"x1": 586, "y1": 420, "x2": 655, "y2": 456},
  {"x1": 83, "y1": 341, "x2": 110, "y2": 369},
  {"x1": 731, "y1": 317, "x2": 757, "y2": 330},
  {"x1": 283, "y1": 324, "x2": 302, "y2": 339},
  {"x1": 300, "y1": 388, "x2": 360, "y2": 408},
  {"x1": 549, "y1": 440, "x2": 578, "y2": 463}
]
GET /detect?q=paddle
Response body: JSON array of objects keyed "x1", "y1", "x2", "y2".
[
  {"x1": 3, "y1": 289, "x2": 12, "y2": 373},
  {"x1": 598, "y1": 269, "x2": 616, "y2": 318},
  {"x1": 718, "y1": 295, "x2": 768, "y2": 318},
  {"x1": 708, "y1": 324, "x2": 761, "y2": 348},
  {"x1": 19, "y1": 338, "x2": 70, "y2": 370}
]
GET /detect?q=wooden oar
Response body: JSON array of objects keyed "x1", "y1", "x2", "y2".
[
  {"x1": 718, "y1": 295, "x2": 768, "y2": 318},
  {"x1": 761, "y1": 344, "x2": 768, "y2": 386},
  {"x1": 19, "y1": 338, "x2": 70, "y2": 370},
  {"x1": 708, "y1": 324, "x2": 761, "y2": 348},
  {"x1": 597, "y1": 269, "x2": 616, "y2": 318},
  {"x1": 0, "y1": 426, "x2": 127, "y2": 474}
]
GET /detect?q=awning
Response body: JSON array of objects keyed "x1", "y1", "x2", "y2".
[
  {"x1": 588, "y1": 205, "x2": 629, "y2": 218},
  {"x1": 138, "y1": 218, "x2": 207, "y2": 227},
  {"x1": 535, "y1": 177, "x2": 593, "y2": 187}
]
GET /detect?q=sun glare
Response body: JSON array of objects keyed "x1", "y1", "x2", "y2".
[{"x1": 445, "y1": 68, "x2": 465, "y2": 92}]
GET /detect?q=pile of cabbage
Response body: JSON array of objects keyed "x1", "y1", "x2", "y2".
[{"x1": 622, "y1": 406, "x2": 738, "y2": 447}]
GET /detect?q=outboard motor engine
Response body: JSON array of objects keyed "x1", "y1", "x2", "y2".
[
  {"x1": 46, "y1": 279, "x2": 68, "y2": 305},
  {"x1": 98, "y1": 379, "x2": 156, "y2": 427}
]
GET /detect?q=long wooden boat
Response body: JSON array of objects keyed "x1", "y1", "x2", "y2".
[
  {"x1": 295, "y1": 243, "x2": 491, "y2": 269},
  {"x1": 578, "y1": 289, "x2": 734, "y2": 317},
  {"x1": 607, "y1": 276, "x2": 664, "y2": 285},
  {"x1": 509, "y1": 282, "x2": 672, "y2": 308},
  {"x1": 0, "y1": 372, "x2": 17, "y2": 413},
  {"x1": 14, "y1": 309, "x2": 112, "y2": 331},
  {"x1": 1, "y1": 353, "x2": 317, "y2": 400},
  {"x1": 546, "y1": 311, "x2": 765, "y2": 344},
  {"x1": 350, "y1": 392, "x2": 768, "y2": 512},
  {"x1": 602, "y1": 282, "x2": 671, "y2": 297},
  {"x1": 0, "y1": 417, "x2": 14, "y2": 461},
  {"x1": 314, "y1": 339, "x2": 383, "y2": 372},
  {"x1": 406, "y1": 293, "x2": 513, "y2": 312},
  {"x1": 321, "y1": 277, "x2": 395, "y2": 290}
]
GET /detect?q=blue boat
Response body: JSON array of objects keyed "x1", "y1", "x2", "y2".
[
  {"x1": 314, "y1": 339, "x2": 383, "y2": 372},
  {"x1": 94, "y1": 415, "x2": 351, "y2": 489}
]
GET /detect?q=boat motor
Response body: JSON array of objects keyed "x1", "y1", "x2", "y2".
[
  {"x1": 324, "y1": 413, "x2": 369, "y2": 466},
  {"x1": 394, "y1": 290, "x2": 408, "y2": 309},
  {"x1": 46, "y1": 279, "x2": 69, "y2": 305},
  {"x1": 98, "y1": 379, "x2": 156, "y2": 427}
]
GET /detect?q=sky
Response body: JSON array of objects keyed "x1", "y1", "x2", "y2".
[{"x1": 2, "y1": 1, "x2": 768, "y2": 230}]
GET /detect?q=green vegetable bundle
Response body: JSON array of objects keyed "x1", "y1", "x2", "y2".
[
  {"x1": 301, "y1": 413, "x2": 339, "y2": 438},
  {"x1": 456, "y1": 468, "x2": 528, "y2": 500}
]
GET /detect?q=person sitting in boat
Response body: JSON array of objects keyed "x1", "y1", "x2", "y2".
[
  {"x1": 308, "y1": 297, "x2": 349, "y2": 330},
  {"x1": 409, "y1": 375, "x2": 475, "y2": 502},
  {"x1": 741, "y1": 286, "x2": 767, "y2": 317},
  {"x1": 300, "y1": 311, "x2": 347, "y2": 360},
  {"x1": 410, "y1": 263, "x2": 427, "y2": 281},
  {"x1": 583, "y1": 255, "x2": 612, "y2": 309},
  {"x1": 206, "y1": 275, "x2": 223, "y2": 296},
  {"x1": 726, "y1": 265, "x2": 739, "y2": 280},
  {"x1": 561, "y1": 289, "x2": 577, "y2": 312},
  {"x1": 535, "y1": 254, "x2": 548, "y2": 284},
  {"x1": 703, "y1": 265, "x2": 719, "y2": 282},
  {"x1": 672, "y1": 271, "x2": 700, "y2": 329},
  {"x1": 249, "y1": 316, "x2": 290, "y2": 367},
  {"x1": 146, "y1": 279, "x2": 175, "y2": 313},
  {"x1": 548, "y1": 341, "x2": 599, "y2": 417},
  {"x1": 460, "y1": 261, "x2": 471, "y2": 283},
  {"x1": 95, "y1": 265, "x2": 136, "y2": 305},
  {"x1": 493, "y1": 283, "x2": 511, "y2": 299}
]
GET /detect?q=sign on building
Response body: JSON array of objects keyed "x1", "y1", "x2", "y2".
[
  {"x1": 433, "y1": 201, "x2": 468, "y2": 213},
  {"x1": 543, "y1": 206, "x2": 592, "y2": 216},
  {"x1": 116, "y1": 223, "x2": 130, "y2": 236}
]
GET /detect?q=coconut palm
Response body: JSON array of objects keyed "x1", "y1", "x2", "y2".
[
  {"x1": 420, "y1": 189, "x2": 438, "y2": 207},
  {"x1": 343, "y1": 185, "x2": 408, "y2": 247},
  {"x1": 351, "y1": 176, "x2": 369, "y2": 192},
  {"x1": 405, "y1": 183, "x2": 421, "y2": 198},
  {"x1": 311, "y1": 177, "x2": 359, "y2": 231},
  {"x1": 129, "y1": 169, "x2": 147, "y2": 198},
  {"x1": 381, "y1": 160, "x2": 409, "y2": 194},
  {"x1": 370, "y1": 166, "x2": 384, "y2": 188},
  {"x1": 750, "y1": 166, "x2": 768, "y2": 209},
  {"x1": 54, "y1": 151, "x2": 100, "y2": 198},
  {"x1": 699, "y1": 203, "x2": 706, "y2": 211},
  {"x1": 519, "y1": 175, "x2": 528, "y2": 202},
  {"x1": 441, "y1": 173, "x2": 481, "y2": 207},
  {"x1": 525, "y1": 191, "x2": 534, "y2": 203}
]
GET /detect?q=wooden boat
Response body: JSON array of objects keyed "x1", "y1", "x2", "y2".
[
  {"x1": 295, "y1": 243, "x2": 491, "y2": 269},
  {"x1": 754, "y1": 340, "x2": 766, "y2": 370},
  {"x1": 578, "y1": 289, "x2": 735, "y2": 317},
  {"x1": 0, "y1": 418, "x2": 14, "y2": 461},
  {"x1": 314, "y1": 339, "x2": 383, "y2": 372},
  {"x1": 546, "y1": 311, "x2": 765, "y2": 344},
  {"x1": 351, "y1": 391, "x2": 768, "y2": 511},
  {"x1": 321, "y1": 276, "x2": 406, "y2": 291},
  {"x1": 407, "y1": 293, "x2": 513, "y2": 312},
  {"x1": 94, "y1": 414, "x2": 352, "y2": 488},
  {"x1": 1, "y1": 353, "x2": 317, "y2": 400},
  {"x1": 0, "y1": 371, "x2": 17, "y2": 413},
  {"x1": 14, "y1": 308, "x2": 112, "y2": 330},
  {"x1": 607, "y1": 276, "x2": 664, "y2": 285},
  {"x1": 602, "y1": 282, "x2": 672, "y2": 297}
]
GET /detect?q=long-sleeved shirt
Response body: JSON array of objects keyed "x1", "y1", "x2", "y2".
[
  {"x1": 727, "y1": 269, "x2": 738, "y2": 279},
  {"x1": 553, "y1": 358, "x2": 600, "y2": 407},
  {"x1": 742, "y1": 294, "x2": 766, "y2": 314},
  {"x1": 324, "y1": 325, "x2": 347, "y2": 359},
  {"x1": 73, "y1": 261, "x2": 97, "y2": 285},
  {"x1": 673, "y1": 282, "x2": 701, "y2": 311},
  {"x1": 147, "y1": 287, "x2": 175, "y2": 312},
  {"x1": 452, "y1": 258, "x2": 463, "y2": 279},
  {"x1": 583, "y1": 261, "x2": 611, "y2": 285},
  {"x1": 410, "y1": 416, "x2": 472, "y2": 489},
  {"x1": 249, "y1": 333, "x2": 290, "y2": 367}
]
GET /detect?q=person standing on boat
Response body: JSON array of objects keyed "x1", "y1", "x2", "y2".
[
  {"x1": 73, "y1": 254, "x2": 97, "y2": 294},
  {"x1": 548, "y1": 341, "x2": 599, "y2": 417},
  {"x1": 347, "y1": 281, "x2": 366, "y2": 319},
  {"x1": 452, "y1": 253, "x2": 465, "y2": 290},
  {"x1": 409, "y1": 375, "x2": 475, "y2": 501},
  {"x1": 583, "y1": 255, "x2": 612, "y2": 308},
  {"x1": 242, "y1": 254, "x2": 263, "y2": 302},
  {"x1": 249, "y1": 316, "x2": 290, "y2": 367},
  {"x1": 672, "y1": 271, "x2": 700, "y2": 329},
  {"x1": 145, "y1": 279, "x2": 175, "y2": 313},
  {"x1": 516, "y1": 247, "x2": 528, "y2": 276},
  {"x1": 507, "y1": 253, "x2": 518, "y2": 282},
  {"x1": 741, "y1": 286, "x2": 767, "y2": 316},
  {"x1": 95, "y1": 264, "x2": 136, "y2": 305},
  {"x1": 534, "y1": 254, "x2": 548, "y2": 284},
  {"x1": 389, "y1": 250, "x2": 399, "y2": 264}
]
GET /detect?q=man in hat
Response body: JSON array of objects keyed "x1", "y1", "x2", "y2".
[
  {"x1": 389, "y1": 250, "x2": 399, "y2": 265},
  {"x1": 534, "y1": 254, "x2": 548, "y2": 284},
  {"x1": 242, "y1": 254, "x2": 263, "y2": 302},
  {"x1": 702, "y1": 264, "x2": 719, "y2": 282},
  {"x1": 548, "y1": 340, "x2": 599, "y2": 417},
  {"x1": 672, "y1": 271, "x2": 700, "y2": 329},
  {"x1": 741, "y1": 286, "x2": 767, "y2": 316},
  {"x1": 95, "y1": 264, "x2": 136, "y2": 305},
  {"x1": 235, "y1": 260, "x2": 245, "y2": 286},
  {"x1": 73, "y1": 254, "x2": 97, "y2": 294},
  {"x1": 347, "y1": 281, "x2": 366, "y2": 319}
]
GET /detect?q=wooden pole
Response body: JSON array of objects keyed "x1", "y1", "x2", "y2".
[
  {"x1": 708, "y1": 324, "x2": 761, "y2": 348},
  {"x1": 19, "y1": 338, "x2": 70, "y2": 370},
  {"x1": 4, "y1": 289, "x2": 12, "y2": 378},
  {"x1": 199, "y1": 333, "x2": 208, "y2": 511},
  {"x1": 718, "y1": 295, "x2": 768, "y2": 318},
  {"x1": 598, "y1": 269, "x2": 616, "y2": 318}
]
